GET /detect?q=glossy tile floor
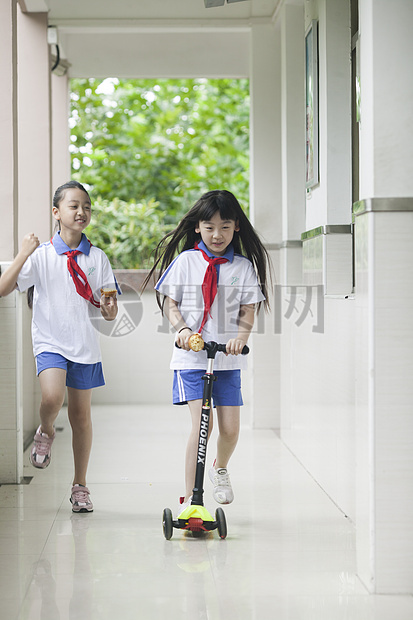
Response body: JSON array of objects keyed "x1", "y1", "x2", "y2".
[{"x1": 1, "y1": 405, "x2": 413, "y2": 620}]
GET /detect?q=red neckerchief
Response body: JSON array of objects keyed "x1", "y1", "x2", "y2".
[
  {"x1": 195, "y1": 242, "x2": 229, "y2": 334},
  {"x1": 51, "y1": 237, "x2": 101, "y2": 308}
]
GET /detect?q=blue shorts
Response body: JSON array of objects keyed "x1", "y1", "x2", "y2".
[
  {"x1": 36, "y1": 352, "x2": 105, "y2": 390},
  {"x1": 173, "y1": 369, "x2": 243, "y2": 407}
]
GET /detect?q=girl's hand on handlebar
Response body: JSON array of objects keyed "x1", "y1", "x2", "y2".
[
  {"x1": 176, "y1": 327, "x2": 192, "y2": 350},
  {"x1": 226, "y1": 338, "x2": 249, "y2": 356}
]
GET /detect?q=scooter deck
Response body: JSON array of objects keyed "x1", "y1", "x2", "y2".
[
  {"x1": 174, "y1": 504, "x2": 217, "y2": 533},
  {"x1": 177, "y1": 504, "x2": 214, "y2": 521}
]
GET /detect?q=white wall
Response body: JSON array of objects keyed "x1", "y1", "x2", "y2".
[
  {"x1": 358, "y1": 0, "x2": 413, "y2": 199},
  {"x1": 304, "y1": 0, "x2": 352, "y2": 229},
  {"x1": 282, "y1": 0, "x2": 413, "y2": 595},
  {"x1": 354, "y1": 0, "x2": 413, "y2": 594},
  {"x1": 278, "y1": 0, "x2": 356, "y2": 520},
  {"x1": 281, "y1": 293, "x2": 356, "y2": 518},
  {"x1": 355, "y1": 207, "x2": 413, "y2": 593}
]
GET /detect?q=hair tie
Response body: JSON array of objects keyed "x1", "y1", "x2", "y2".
[{"x1": 178, "y1": 326, "x2": 192, "y2": 334}]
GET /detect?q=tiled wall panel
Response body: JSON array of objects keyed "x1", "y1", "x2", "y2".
[
  {"x1": 355, "y1": 210, "x2": 413, "y2": 593},
  {"x1": 0, "y1": 290, "x2": 17, "y2": 482}
]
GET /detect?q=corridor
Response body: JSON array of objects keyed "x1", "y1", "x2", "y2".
[{"x1": 1, "y1": 404, "x2": 412, "y2": 620}]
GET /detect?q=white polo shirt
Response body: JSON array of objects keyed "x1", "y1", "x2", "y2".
[
  {"x1": 17, "y1": 232, "x2": 117, "y2": 364},
  {"x1": 155, "y1": 241, "x2": 265, "y2": 370}
]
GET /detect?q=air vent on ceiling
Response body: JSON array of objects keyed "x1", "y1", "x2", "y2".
[{"x1": 204, "y1": 0, "x2": 248, "y2": 7}]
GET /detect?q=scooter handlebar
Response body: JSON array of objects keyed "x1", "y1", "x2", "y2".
[{"x1": 175, "y1": 340, "x2": 249, "y2": 356}]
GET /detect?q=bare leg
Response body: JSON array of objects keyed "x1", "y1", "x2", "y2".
[
  {"x1": 67, "y1": 387, "x2": 93, "y2": 487},
  {"x1": 38, "y1": 368, "x2": 67, "y2": 436},
  {"x1": 214, "y1": 406, "x2": 240, "y2": 469},
  {"x1": 184, "y1": 399, "x2": 214, "y2": 501}
]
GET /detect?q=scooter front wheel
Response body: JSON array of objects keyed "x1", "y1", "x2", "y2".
[
  {"x1": 163, "y1": 508, "x2": 173, "y2": 540},
  {"x1": 215, "y1": 507, "x2": 227, "y2": 539}
]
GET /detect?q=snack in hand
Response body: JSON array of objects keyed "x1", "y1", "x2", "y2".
[
  {"x1": 100, "y1": 287, "x2": 117, "y2": 298},
  {"x1": 188, "y1": 332, "x2": 204, "y2": 352}
]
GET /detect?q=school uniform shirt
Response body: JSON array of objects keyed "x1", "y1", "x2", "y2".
[
  {"x1": 17, "y1": 232, "x2": 117, "y2": 364},
  {"x1": 155, "y1": 241, "x2": 265, "y2": 371}
]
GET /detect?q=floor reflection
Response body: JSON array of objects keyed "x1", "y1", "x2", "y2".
[
  {"x1": 69, "y1": 514, "x2": 93, "y2": 619},
  {"x1": 2, "y1": 405, "x2": 412, "y2": 620},
  {"x1": 31, "y1": 559, "x2": 59, "y2": 620}
]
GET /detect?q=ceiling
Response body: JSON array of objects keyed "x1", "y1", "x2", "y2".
[
  {"x1": 23, "y1": 0, "x2": 282, "y2": 22},
  {"x1": 20, "y1": 0, "x2": 292, "y2": 77}
]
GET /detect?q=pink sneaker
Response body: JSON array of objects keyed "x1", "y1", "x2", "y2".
[
  {"x1": 29, "y1": 426, "x2": 55, "y2": 469},
  {"x1": 70, "y1": 485, "x2": 93, "y2": 513}
]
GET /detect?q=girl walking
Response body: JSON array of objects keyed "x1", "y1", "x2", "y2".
[
  {"x1": 144, "y1": 190, "x2": 270, "y2": 515},
  {"x1": 0, "y1": 181, "x2": 118, "y2": 512}
]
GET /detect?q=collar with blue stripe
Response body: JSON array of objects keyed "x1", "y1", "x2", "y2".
[
  {"x1": 197, "y1": 239, "x2": 234, "y2": 263},
  {"x1": 51, "y1": 232, "x2": 91, "y2": 256}
]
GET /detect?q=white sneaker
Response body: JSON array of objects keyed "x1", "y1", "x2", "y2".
[
  {"x1": 177, "y1": 496, "x2": 192, "y2": 518},
  {"x1": 208, "y1": 464, "x2": 234, "y2": 504}
]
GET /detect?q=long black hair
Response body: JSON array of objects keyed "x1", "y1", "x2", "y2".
[
  {"x1": 142, "y1": 189, "x2": 271, "y2": 313},
  {"x1": 27, "y1": 181, "x2": 90, "y2": 309}
]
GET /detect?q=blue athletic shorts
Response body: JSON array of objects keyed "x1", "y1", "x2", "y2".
[
  {"x1": 173, "y1": 369, "x2": 243, "y2": 406},
  {"x1": 36, "y1": 352, "x2": 105, "y2": 390}
]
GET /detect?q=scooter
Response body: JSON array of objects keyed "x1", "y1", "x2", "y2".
[{"x1": 162, "y1": 334, "x2": 249, "y2": 540}]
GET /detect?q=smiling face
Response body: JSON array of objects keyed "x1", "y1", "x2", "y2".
[
  {"x1": 195, "y1": 211, "x2": 239, "y2": 256},
  {"x1": 52, "y1": 187, "x2": 91, "y2": 242}
]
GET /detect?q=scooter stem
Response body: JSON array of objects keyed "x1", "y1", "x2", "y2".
[{"x1": 192, "y1": 369, "x2": 215, "y2": 506}]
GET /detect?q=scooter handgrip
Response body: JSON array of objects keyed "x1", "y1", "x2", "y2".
[{"x1": 216, "y1": 343, "x2": 249, "y2": 355}]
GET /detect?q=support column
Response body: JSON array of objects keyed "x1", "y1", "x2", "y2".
[
  {"x1": 0, "y1": 0, "x2": 18, "y2": 260},
  {"x1": 51, "y1": 72, "x2": 71, "y2": 190},
  {"x1": 16, "y1": 8, "x2": 52, "y2": 466},
  {"x1": 0, "y1": 7, "x2": 52, "y2": 483},
  {"x1": 0, "y1": 0, "x2": 22, "y2": 484},
  {"x1": 280, "y1": 2, "x2": 305, "y2": 286},
  {"x1": 249, "y1": 21, "x2": 281, "y2": 428},
  {"x1": 355, "y1": 0, "x2": 413, "y2": 594},
  {"x1": 17, "y1": 10, "x2": 52, "y2": 244}
]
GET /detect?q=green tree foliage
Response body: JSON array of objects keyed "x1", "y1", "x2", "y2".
[
  {"x1": 70, "y1": 78, "x2": 249, "y2": 267},
  {"x1": 85, "y1": 197, "x2": 169, "y2": 269}
]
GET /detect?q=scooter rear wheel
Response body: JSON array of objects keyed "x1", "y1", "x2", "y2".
[
  {"x1": 215, "y1": 507, "x2": 227, "y2": 539},
  {"x1": 163, "y1": 508, "x2": 173, "y2": 540}
]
